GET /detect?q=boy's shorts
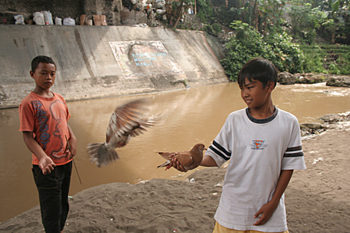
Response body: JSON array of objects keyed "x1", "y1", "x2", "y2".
[{"x1": 213, "y1": 221, "x2": 289, "y2": 233}]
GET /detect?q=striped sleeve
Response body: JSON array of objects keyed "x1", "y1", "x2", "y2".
[
  {"x1": 209, "y1": 140, "x2": 231, "y2": 161},
  {"x1": 205, "y1": 115, "x2": 233, "y2": 167},
  {"x1": 284, "y1": 146, "x2": 304, "y2": 158},
  {"x1": 282, "y1": 120, "x2": 306, "y2": 170}
]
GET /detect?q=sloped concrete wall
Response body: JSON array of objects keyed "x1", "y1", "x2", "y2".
[{"x1": 0, "y1": 25, "x2": 228, "y2": 109}]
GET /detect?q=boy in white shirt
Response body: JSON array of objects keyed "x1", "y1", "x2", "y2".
[{"x1": 171, "y1": 58, "x2": 306, "y2": 233}]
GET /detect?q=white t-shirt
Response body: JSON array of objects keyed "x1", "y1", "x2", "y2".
[{"x1": 206, "y1": 107, "x2": 306, "y2": 232}]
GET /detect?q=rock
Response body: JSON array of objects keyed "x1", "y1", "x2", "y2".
[
  {"x1": 294, "y1": 73, "x2": 327, "y2": 84},
  {"x1": 326, "y1": 76, "x2": 350, "y2": 87},
  {"x1": 277, "y1": 71, "x2": 296, "y2": 85},
  {"x1": 320, "y1": 114, "x2": 342, "y2": 123},
  {"x1": 300, "y1": 123, "x2": 324, "y2": 130},
  {"x1": 301, "y1": 112, "x2": 350, "y2": 137},
  {"x1": 278, "y1": 72, "x2": 329, "y2": 85},
  {"x1": 320, "y1": 112, "x2": 350, "y2": 123},
  {"x1": 300, "y1": 123, "x2": 326, "y2": 136}
]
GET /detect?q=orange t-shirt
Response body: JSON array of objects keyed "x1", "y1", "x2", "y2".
[{"x1": 19, "y1": 92, "x2": 72, "y2": 166}]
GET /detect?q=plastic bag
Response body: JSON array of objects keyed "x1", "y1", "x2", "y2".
[
  {"x1": 14, "y1": 15, "x2": 25, "y2": 25},
  {"x1": 42, "y1": 11, "x2": 53, "y2": 25},
  {"x1": 63, "y1": 17, "x2": 75, "y2": 26},
  {"x1": 156, "y1": 9, "x2": 166, "y2": 15},
  {"x1": 55, "y1": 17, "x2": 62, "y2": 25},
  {"x1": 33, "y1": 12, "x2": 45, "y2": 25},
  {"x1": 153, "y1": 0, "x2": 165, "y2": 9}
]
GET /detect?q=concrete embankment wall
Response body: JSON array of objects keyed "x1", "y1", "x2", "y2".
[{"x1": 0, "y1": 25, "x2": 228, "y2": 109}]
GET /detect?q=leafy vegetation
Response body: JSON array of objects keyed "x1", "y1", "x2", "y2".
[
  {"x1": 301, "y1": 44, "x2": 350, "y2": 74},
  {"x1": 170, "y1": 0, "x2": 350, "y2": 76},
  {"x1": 221, "y1": 21, "x2": 305, "y2": 81}
]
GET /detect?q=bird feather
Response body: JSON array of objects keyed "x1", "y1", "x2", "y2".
[{"x1": 87, "y1": 98, "x2": 156, "y2": 167}]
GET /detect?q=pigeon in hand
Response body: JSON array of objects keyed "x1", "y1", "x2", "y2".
[
  {"x1": 157, "y1": 143, "x2": 206, "y2": 171},
  {"x1": 87, "y1": 98, "x2": 155, "y2": 167}
]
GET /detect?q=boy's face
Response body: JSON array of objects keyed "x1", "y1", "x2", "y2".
[
  {"x1": 30, "y1": 62, "x2": 56, "y2": 91},
  {"x1": 240, "y1": 77, "x2": 274, "y2": 109}
]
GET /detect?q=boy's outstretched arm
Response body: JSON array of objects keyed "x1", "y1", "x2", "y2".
[
  {"x1": 253, "y1": 169, "x2": 294, "y2": 226},
  {"x1": 67, "y1": 124, "x2": 77, "y2": 159},
  {"x1": 170, "y1": 155, "x2": 218, "y2": 172},
  {"x1": 200, "y1": 155, "x2": 218, "y2": 167},
  {"x1": 22, "y1": 131, "x2": 56, "y2": 175}
]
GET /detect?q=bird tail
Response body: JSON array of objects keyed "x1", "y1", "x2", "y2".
[
  {"x1": 87, "y1": 142, "x2": 119, "y2": 167},
  {"x1": 157, "y1": 160, "x2": 171, "y2": 170}
]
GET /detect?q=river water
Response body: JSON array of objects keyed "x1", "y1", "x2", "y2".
[{"x1": 0, "y1": 82, "x2": 349, "y2": 222}]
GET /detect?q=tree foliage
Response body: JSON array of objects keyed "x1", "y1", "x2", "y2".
[
  {"x1": 190, "y1": 0, "x2": 350, "y2": 76},
  {"x1": 193, "y1": 0, "x2": 349, "y2": 44},
  {"x1": 220, "y1": 21, "x2": 305, "y2": 81}
]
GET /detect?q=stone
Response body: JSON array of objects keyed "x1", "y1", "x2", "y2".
[
  {"x1": 277, "y1": 71, "x2": 296, "y2": 85},
  {"x1": 320, "y1": 114, "x2": 342, "y2": 123},
  {"x1": 326, "y1": 76, "x2": 350, "y2": 87},
  {"x1": 300, "y1": 123, "x2": 324, "y2": 130},
  {"x1": 300, "y1": 123, "x2": 326, "y2": 136},
  {"x1": 295, "y1": 73, "x2": 326, "y2": 84}
]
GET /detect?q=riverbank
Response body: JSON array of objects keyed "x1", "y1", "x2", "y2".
[{"x1": 0, "y1": 117, "x2": 349, "y2": 232}]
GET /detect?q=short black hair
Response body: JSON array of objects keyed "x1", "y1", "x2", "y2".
[
  {"x1": 31, "y1": 56, "x2": 56, "y2": 72},
  {"x1": 237, "y1": 58, "x2": 278, "y2": 89}
]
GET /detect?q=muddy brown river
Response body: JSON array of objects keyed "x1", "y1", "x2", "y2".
[{"x1": 0, "y1": 82, "x2": 349, "y2": 222}]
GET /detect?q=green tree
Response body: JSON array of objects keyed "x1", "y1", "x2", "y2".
[
  {"x1": 288, "y1": 0, "x2": 349, "y2": 44},
  {"x1": 220, "y1": 20, "x2": 304, "y2": 80},
  {"x1": 288, "y1": 2, "x2": 328, "y2": 44}
]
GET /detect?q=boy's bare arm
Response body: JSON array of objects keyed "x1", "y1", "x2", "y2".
[
  {"x1": 22, "y1": 131, "x2": 56, "y2": 174},
  {"x1": 67, "y1": 124, "x2": 77, "y2": 159},
  {"x1": 170, "y1": 154, "x2": 218, "y2": 172},
  {"x1": 253, "y1": 169, "x2": 294, "y2": 226},
  {"x1": 200, "y1": 155, "x2": 218, "y2": 167}
]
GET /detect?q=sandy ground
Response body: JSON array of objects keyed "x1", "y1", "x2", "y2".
[{"x1": 0, "y1": 124, "x2": 349, "y2": 233}]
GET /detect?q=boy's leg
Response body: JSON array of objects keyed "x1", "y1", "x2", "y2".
[
  {"x1": 60, "y1": 161, "x2": 72, "y2": 231},
  {"x1": 32, "y1": 165, "x2": 62, "y2": 233}
]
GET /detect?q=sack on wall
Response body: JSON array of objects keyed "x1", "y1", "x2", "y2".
[
  {"x1": 80, "y1": 14, "x2": 87, "y2": 25},
  {"x1": 14, "y1": 15, "x2": 25, "y2": 25},
  {"x1": 42, "y1": 11, "x2": 53, "y2": 25},
  {"x1": 33, "y1": 12, "x2": 45, "y2": 25},
  {"x1": 100, "y1": 15, "x2": 107, "y2": 26},
  {"x1": 63, "y1": 17, "x2": 75, "y2": 26},
  {"x1": 93, "y1": 15, "x2": 101, "y2": 26},
  {"x1": 55, "y1": 17, "x2": 62, "y2": 25}
]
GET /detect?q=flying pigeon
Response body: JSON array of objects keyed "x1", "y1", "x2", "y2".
[
  {"x1": 87, "y1": 98, "x2": 155, "y2": 167},
  {"x1": 157, "y1": 143, "x2": 206, "y2": 171}
]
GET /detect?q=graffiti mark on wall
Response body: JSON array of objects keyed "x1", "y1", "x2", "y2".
[{"x1": 109, "y1": 41, "x2": 184, "y2": 79}]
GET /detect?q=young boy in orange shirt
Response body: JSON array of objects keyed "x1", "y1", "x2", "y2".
[
  {"x1": 171, "y1": 58, "x2": 306, "y2": 233},
  {"x1": 19, "y1": 55, "x2": 77, "y2": 233}
]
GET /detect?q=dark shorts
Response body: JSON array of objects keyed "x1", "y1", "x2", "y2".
[{"x1": 32, "y1": 161, "x2": 72, "y2": 233}]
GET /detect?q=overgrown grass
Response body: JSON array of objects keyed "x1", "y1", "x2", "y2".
[{"x1": 300, "y1": 44, "x2": 350, "y2": 75}]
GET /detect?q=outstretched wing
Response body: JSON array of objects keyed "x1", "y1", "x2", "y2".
[
  {"x1": 158, "y1": 152, "x2": 179, "y2": 160},
  {"x1": 106, "y1": 99, "x2": 152, "y2": 143}
]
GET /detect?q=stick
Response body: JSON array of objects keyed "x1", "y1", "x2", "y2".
[{"x1": 65, "y1": 135, "x2": 82, "y2": 185}]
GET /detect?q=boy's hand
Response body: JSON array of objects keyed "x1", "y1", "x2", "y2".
[
  {"x1": 169, "y1": 157, "x2": 188, "y2": 172},
  {"x1": 39, "y1": 156, "x2": 56, "y2": 175},
  {"x1": 66, "y1": 136, "x2": 77, "y2": 159},
  {"x1": 253, "y1": 200, "x2": 278, "y2": 225}
]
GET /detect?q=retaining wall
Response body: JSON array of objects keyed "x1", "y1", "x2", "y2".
[{"x1": 0, "y1": 25, "x2": 228, "y2": 109}]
